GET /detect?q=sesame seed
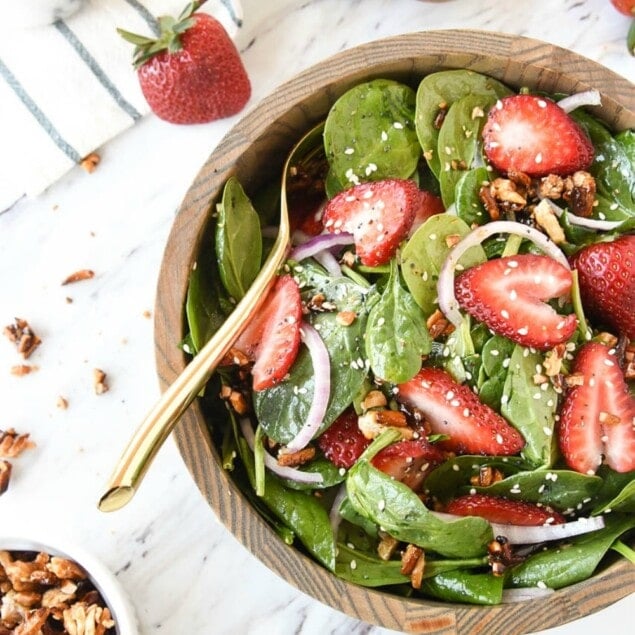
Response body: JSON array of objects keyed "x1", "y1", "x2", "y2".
[
  {"x1": 381, "y1": 131, "x2": 388, "y2": 141},
  {"x1": 508, "y1": 260, "x2": 519, "y2": 268},
  {"x1": 537, "y1": 581, "x2": 547, "y2": 589},
  {"x1": 501, "y1": 310, "x2": 510, "y2": 319},
  {"x1": 509, "y1": 289, "x2": 518, "y2": 301},
  {"x1": 537, "y1": 99, "x2": 547, "y2": 108},
  {"x1": 470, "y1": 488, "x2": 477, "y2": 495},
  {"x1": 446, "y1": 390, "x2": 455, "y2": 400},
  {"x1": 496, "y1": 433, "x2": 504, "y2": 444},
  {"x1": 451, "y1": 399, "x2": 460, "y2": 407},
  {"x1": 452, "y1": 464, "x2": 460, "y2": 472},
  {"x1": 378, "y1": 500, "x2": 386, "y2": 511},
  {"x1": 490, "y1": 349, "x2": 500, "y2": 357},
  {"x1": 535, "y1": 152, "x2": 543, "y2": 164},
  {"x1": 543, "y1": 426, "x2": 553, "y2": 436},
  {"x1": 533, "y1": 392, "x2": 542, "y2": 400},
  {"x1": 344, "y1": 147, "x2": 355, "y2": 155},
  {"x1": 350, "y1": 560, "x2": 358, "y2": 570},
  {"x1": 393, "y1": 121, "x2": 404, "y2": 129},
  {"x1": 517, "y1": 326, "x2": 529, "y2": 336}
]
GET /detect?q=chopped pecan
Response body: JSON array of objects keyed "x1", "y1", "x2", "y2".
[
  {"x1": 46, "y1": 557, "x2": 86, "y2": 582},
  {"x1": 61, "y1": 269, "x2": 95, "y2": 285},
  {"x1": 79, "y1": 152, "x2": 101, "y2": 174},
  {"x1": 599, "y1": 411, "x2": 621, "y2": 426},
  {"x1": 532, "y1": 199, "x2": 566, "y2": 244},
  {"x1": 10, "y1": 365, "x2": 37, "y2": 377},
  {"x1": 400, "y1": 544, "x2": 426, "y2": 589},
  {"x1": 56, "y1": 396, "x2": 69, "y2": 410},
  {"x1": 63, "y1": 602, "x2": 114, "y2": 635},
  {"x1": 358, "y1": 410, "x2": 413, "y2": 441},
  {"x1": 0, "y1": 429, "x2": 35, "y2": 458},
  {"x1": 563, "y1": 171, "x2": 596, "y2": 218},
  {"x1": 377, "y1": 534, "x2": 399, "y2": 561},
  {"x1": 277, "y1": 446, "x2": 315, "y2": 467},
  {"x1": 543, "y1": 344, "x2": 566, "y2": 377},
  {"x1": 478, "y1": 183, "x2": 501, "y2": 220},
  {"x1": 490, "y1": 177, "x2": 527, "y2": 210},
  {"x1": 93, "y1": 369, "x2": 109, "y2": 395},
  {"x1": 470, "y1": 465, "x2": 504, "y2": 487},
  {"x1": 14, "y1": 607, "x2": 49, "y2": 635},
  {"x1": 360, "y1": 390, "x2": 387, "y2": 411},
  {"x1": 537, "y1": 174, "x2": 565, "y2": 199},
  {"x1": 433, "y1": 103, "x2": 448, "y2": 129},
  {"x1": 564, "y1": 372, "x2": 585, "y2": 387},
  {"x1": 426, "y1": 309, "x2": 454, "y2": 339},
  {"x1": 335, "y1": 311, "x2": 356, "y2": 326},
  {"x1": 487, "y1": 536, "x2": 524, "y2": 576},
  {"x1": 625, "y1": 343, "x2": 635, "y2": 380},
  {"x1": 3, "y1": 319, "x2": 41, "y2": 360},
  {"x1": 0, "y1": 460, "x2": 11, "y2": 495}
]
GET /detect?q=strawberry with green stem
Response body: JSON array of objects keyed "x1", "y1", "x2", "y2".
[{"x1": 118, "y1": 1, "x2": 251, "y2": 124}]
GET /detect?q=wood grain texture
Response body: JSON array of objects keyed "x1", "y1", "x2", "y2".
[{"x1": 154, "y1": 31, "x2": 635, "y2": 634}]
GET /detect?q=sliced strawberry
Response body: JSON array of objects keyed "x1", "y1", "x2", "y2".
[
  {"x1": 482, "y1": 94, "x2": 594, "y2": 177},
  {"x1": 322, "y1": 178, "x2": 419, "y2": 266},
  {"x1": 446, "y1": 494, "x2": 565, "y2": 526},
  {"x1": 371, "y1": 437, "x2": 445, "y2": 491},
  {"x1": 408, "y1": 190, "x2": 445, "y2": 238},
  {"x1": 396, "y1": 368, "x2": 525, "y2": 456},
  {"x1": 455, "y1": 254, "x2": 577, "y2": 350},
  {"x1": 559, "y1": 342, "x2": 635, "y2": 475},
  {"x1": 233, "y1": 275, "x2": 302, "y2": 391},
  {"x1": 570, "y1": 235, "x2": 635, "y2": 340},
  {"x1": 317, "y1": 409, "x2": 370, "y2": 469}
]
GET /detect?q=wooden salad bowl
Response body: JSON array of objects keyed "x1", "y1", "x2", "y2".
[{"x1": 154, "y1": 31, "x2": 635, "y2": 635}]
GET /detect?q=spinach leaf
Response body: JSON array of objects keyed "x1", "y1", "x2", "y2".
[
  {"x1": 455, "y1": 167, "x2": 490, "y2": 226},
  {"x1": 437, "y1": 93, "x2": 497, "y2": 208},
  {"x1": 215, "y1": 176, "x2": 262, "y2": 300},
  {"x1": 415, "y1": 70, "x2": 511, "y2": 178},
  {"x1": 335, "y1": 543, "x2": 409, "y2": 587},
  {"x1": 324, "y1": 79, "x2": 420, "y2": 190},
  {"x1": 420, "y1": 570, "x2": 504, "y2": 605},
  {"x1": 365, "y1": 262, "x2": 431, "y2": 383},
  {"x1": 592, "y1": 468, "x2": 635, "y2": 514},
  {"x1": 346, "y1": 434, "x2": 493, "y2": 558},
  {"x1": 500, "y1": 345, "x2": 558, "y2": 468},
  {"x1": 468, "y1": 470, "x2": 602, "y2": 511},
  {"x1": 335, "y1": 543, "x2": 488, "y2": 589},
  {"x1": 281, "y1": 457, "x2": 345, "y2": 491},
  {"x1": 234, "y1": 426, "x2": 336, "y2": 570},
  {"x1": 571, "y1": 111, "x2": 635, "y2": 221},
  {"x1": 424, "y1": 455, "x2": 528, "y2": 503},
  {"x1": 401, "y1": 213, "x2": 486, "y2": 316},
  {"x1": 185, "y1": 245, "x2": 232, "y2": 354},
  {"x1": 476, "y1": 335, "x2": 515, "y2": 409},
  {"x1": 508, "y1": 514, "x2": 635, "y2": 589},
  {"x1": 254, "y1": 307, "x2": 368, "y2": 444}
]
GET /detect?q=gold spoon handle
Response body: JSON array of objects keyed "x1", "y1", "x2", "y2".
[{"x1": 98, "y1": 218, "x2": 290, "y2": 512}]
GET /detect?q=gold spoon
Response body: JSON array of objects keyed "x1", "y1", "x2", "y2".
[{"x1": 98, "y1": 122, "x2": 325, "y2": 512}]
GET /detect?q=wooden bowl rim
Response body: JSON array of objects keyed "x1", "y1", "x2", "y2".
[{"x1": 154, "y1": 30, "x2": 635, "y2": 634}]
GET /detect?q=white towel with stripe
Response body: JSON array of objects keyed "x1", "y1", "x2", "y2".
[{"x1": 0, "y1": 0, "x2": 243, "y2": 211}]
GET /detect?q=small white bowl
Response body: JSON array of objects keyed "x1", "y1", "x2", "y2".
[{"x1": 0, "y1": 530, "x2": 137, "y2": 635}]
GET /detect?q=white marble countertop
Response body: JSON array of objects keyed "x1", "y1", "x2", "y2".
[{"x1": 1, "y1": 1, "x2": 633, "y2": 634}]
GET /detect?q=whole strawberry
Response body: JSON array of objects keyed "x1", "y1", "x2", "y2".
[
  {"x1": 118, "y1": 1, "x2": 251, "y2": 124},
  {"x1": 570, "y1": 235, "x2": 635, "y2": 339}
]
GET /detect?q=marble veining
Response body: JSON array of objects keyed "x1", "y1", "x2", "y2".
[{"x1": 1, "y1": 1, "x2": 633, "y2": 634}]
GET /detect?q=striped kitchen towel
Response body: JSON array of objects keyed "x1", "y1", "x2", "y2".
[{"x1": 0, "y1": 0, "x2": 243, "y2": 211}]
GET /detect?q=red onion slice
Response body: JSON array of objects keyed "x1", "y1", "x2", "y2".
[
  {"x1": 239, "y1": 418, "x2": 323, "y2": 484},
  {"x1": 329, "y1": 483, "x2": 348, "y2": 537},
  {"x1": 289, "y1": 232, "x2": 354, "y2": 262},
  {"x1": 285, "y1": 323, "x2": 331, "y2": 452},
  {"x1": 558, "y1": 90, "x2": 602, "y2": 114},
  {"x1": 430, "y1": 511, "x2": 604, "y2": 544},
  {"x1": 314, "y1": 250, "x2": 342, "y2": 277},
  {"x1": 541, "y1": 197, "x2": 625, "y2": 231},
  {"x1": 437, "y1": 220, "x2": 570, "y2": 328}
]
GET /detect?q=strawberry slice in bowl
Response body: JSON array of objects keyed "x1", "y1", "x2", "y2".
[
  {"x1": 317, "y1": 409, "x2": 370, "y2": 470},
  {"x1": 482, "y1": 94, "x2": 594, "y2": 177},
  {"x1": 322, "y1": 178, "x2": 420, "y2": 266},
  {"x1": 454, "y1": 253, "x2": 577, "y2": 350},
  {"x1": 558, "y1": 341, "x2": 635, "y2": 475},
  {"x1": 445, "y1": 493, "x2": 565, "y2": 526},
  {"x1": 570, "y1": 235, "x2": 635, "y2": 340},
  {"x1": 232, "y1": 275, "x2": 302, "y2": 391},
  {"x1": 396, "y1": 367, "x2": 525, "y2": 456}
]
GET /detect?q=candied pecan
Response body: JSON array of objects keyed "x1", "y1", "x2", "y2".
[
  {"x1": 400, "y1": 544, "x2": 423, "y2": 575},
  {"x1": 478, "y1": 183, "x2": 501, "y2": 220},
  {"x1": 277, "y1": 446, "x2": 316, "y2": 467},
  {"x1": 490, "y1": 177, "x2": 527, "y2": 210},
  {"x1": 360, "y1": 390, "x2": 387, "y2": 411},
  {"x1": 563, "y1": 171, "x2": 596, "y2": 218},
  {"x1": 410, "y1": 550, "x2": 426, "y2": 589},
  {"x1": 537, "y1": 174, "x2": 565, "y2": 199},
  {"x1": 488, "y1": 536, "x2": 524, "y2": 576},
  {"x1": 625, "y1": 343, "x2": 635, "y2": 380},
  {"x1": 433, "y1": 103, "x2": 448, "y2": 129},
  {"x1": 532, "y1": 199, "x2": 565, "y2": 244},
  {"x1": 0, "y1": 461, "x2": 11, "y2": 495},
  {"x1": 0, "y1": 428, "x2": 35, "y2": 459},
  {"x1": 377, "y1": 534, "x2": 399, "y2": 561},
  {"x1": 426, "y1": 309, "x2": 454, "y2": 339},
  {"x1": 470, "y1": 465, "x2": 504, "y2": 487},
  {"x1": 335, "y1": 310, "x2": 356, "y2": 326},
  {"x1": 10, "y1": 364, "x2": 37, "y2": 377},
  {"x1": 543, "y1": 344, "x2": 566, "y2": 377},
  {"x1": 3, "y1": 319, "x2": 41, "y2": 360},
  {"x1": 358, "y1": 410, "x2": 413, "y2": 440}
]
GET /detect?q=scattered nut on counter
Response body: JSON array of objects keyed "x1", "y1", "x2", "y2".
[
  {"x1": 0, "y1": 428, "x2": 35, "y2": 497},
  {"x1": 80, "y1": 151, "x2": 101, "y2": 173},
  {"x1": 93, "y1": 369, "x2": 109, "y2": 395},
  {"x1": 3, "y1": 318, "x2": 41, "y2": 359},
  {"x1": 0, "y1": 550, "x2": 116, "y2": 634},
  {"x1": 61, "y1": 270, "x2": 95, "y2": 286}
]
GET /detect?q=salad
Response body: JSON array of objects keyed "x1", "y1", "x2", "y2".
[{"x1": 183, "y1": 69, "x2": 635, "y2": 605}]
